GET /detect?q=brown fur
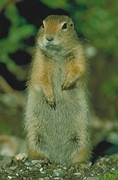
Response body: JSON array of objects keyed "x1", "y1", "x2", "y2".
[{"x1": 24, "y1": 15, "x2": 92, "y2": 167}]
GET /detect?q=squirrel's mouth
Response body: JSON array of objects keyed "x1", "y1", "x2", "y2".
[
  {"x1": 45, "y1": 44, "x2": 61, "y2": 50},
  {"x1": 44, "y1": 41, "x2": 61, "y2": 49},
  {"x1": 45, "y1": 40, "x2": 58, "y2": 46},
  {"x1": 38, "y1": 41, "x2": 61, "y2": 51}
]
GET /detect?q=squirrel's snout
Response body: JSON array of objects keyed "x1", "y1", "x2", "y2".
[{"x1": 46, "y1": 35, "x2": 54, "y2": 41}]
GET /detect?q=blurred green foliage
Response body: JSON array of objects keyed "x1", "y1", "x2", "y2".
[
  {"x1": 98, "y1": 170, "x2": 118, "y2": 180},
  {"x1": 0, "y1": 0, "x2": 36, "y2": 75},
  {"x1": 0, "y1": 0, "x2": 118, "y2": 118},
  {"x1": 40, "y1": 0, "x2": 71, "y2": 10}
]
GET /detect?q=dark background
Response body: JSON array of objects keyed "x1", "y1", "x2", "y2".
[{"x1": 0, "y1": 0, "x2": 118, "y2": 139}]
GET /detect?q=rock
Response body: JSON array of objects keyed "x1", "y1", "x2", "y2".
[
  {"x1": 53, "y1": 168, "x2": 67, "y2": 177},
  {"x1": 15, "y1": 153, "x2": 27, "y2": 161},
  {"x1": 0, "y1": 157, "x2": 13, "y2": 169}
]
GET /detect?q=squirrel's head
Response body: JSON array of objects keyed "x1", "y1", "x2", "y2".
[{"x1": 37, "y1": 15, "x2": 77, "y2": 52}]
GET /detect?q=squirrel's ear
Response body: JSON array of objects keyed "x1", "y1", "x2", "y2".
[
  {"x1": 42, "y1": 24, "x2": 44, "y2": 29},
  {"x1": 41, "y1": 22, "x2": 44, "y2": 29}
]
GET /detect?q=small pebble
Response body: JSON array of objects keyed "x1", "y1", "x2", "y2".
[
  {"x1": 26, "y1": 166, "x2": 32, "y2": 171},
  {"x1": 8, "y1": 176, "x2": 12, "y2": 179},
  {"x1": 9, "y1": 166, "x2": 17, "y2": 170},
  {"x1": 40, "y1": 169, "x2": 47, "y2": 175},
  {"x1": 63, "y1": 166, "x2": 67, "y2": 170},
  {"x1": 53, "y1": 168, "x2": 67, "y2": 177},
  {"x1": 15, "y1": 153, "x2": 27, "y2": 161},
  {"x1": 24, "y1": 161, "x2": 32, "y2": 167},
  {"x1": 40, "y1": 167, "x2": 44, "y2": 172},
  {"x1": 31, "y1": 159, "x2": 41, "y2": 165},
  {"x1": 54, "y1": 178, "x2": 63, "y2": 180},
  {"x1": 74, "y1": 172, "x2": 81, "y2": 177}
]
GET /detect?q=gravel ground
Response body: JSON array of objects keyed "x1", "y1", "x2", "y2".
[{"x1": 0, "y1": 153, "x2": 118, "y2": 180}]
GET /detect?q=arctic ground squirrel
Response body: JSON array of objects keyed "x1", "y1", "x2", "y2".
[{"x1": 24, "y1": 15, "x2": 92, "y2": 168}]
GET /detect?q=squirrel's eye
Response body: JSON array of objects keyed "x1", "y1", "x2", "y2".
[
  {"x1": 62, "y1": 23, "x2": 67, "y2": 30},
  {"x1": 70, "y1": 23, "x2": 73, "y2": 27}
]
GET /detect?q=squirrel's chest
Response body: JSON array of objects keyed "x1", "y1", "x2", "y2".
[{"x1": 52, "y1": 60, "x2": 65, "y2": 91}]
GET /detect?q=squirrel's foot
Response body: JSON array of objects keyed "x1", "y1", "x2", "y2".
[
  {"x1": 74, "y1": 161, "x2": 92, "y2": 170},
  {"x1": 28, "y1": 150, "x2": 49, "y2": 164}
]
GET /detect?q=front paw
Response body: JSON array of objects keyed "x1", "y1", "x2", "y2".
[
  {"x1": 46, "y1": 95, "x2": 56, "y2": 109},
  {"x1": 62, "y1": 80, "x2": 74, "y2": 90}
]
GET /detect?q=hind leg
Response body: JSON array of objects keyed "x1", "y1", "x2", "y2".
[
  {"x1": 25, "y1": 116, "x2": 49, "y2": 162},
  {"x1": 74, "y1": 147, "x2": 92, "y2": 169},
  {"x1": 28, "y1": 148, "x2": 49, "y2": 163},
  {"x1": 70, "y1": 127, "x2": 92, "y2": 168},
  {"x1": 27, "y1": 133, "x2": 49, "y2": 163}
]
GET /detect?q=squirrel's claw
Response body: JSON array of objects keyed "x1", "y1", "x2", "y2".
[
  {"x1": 46, "y1": 97, "x2": 56, "y2": 109},
  {"x1": 62, "y1": 81, "x2": 74, "y2": 90}
]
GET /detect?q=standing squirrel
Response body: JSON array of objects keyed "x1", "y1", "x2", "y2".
[{"x1": 24, "y1": 15, "x2": 92, "y2": 167}]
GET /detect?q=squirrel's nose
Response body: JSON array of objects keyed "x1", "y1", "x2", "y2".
[{"x1": 46, "y1": 35, "x2": 54, "y2": 41}]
